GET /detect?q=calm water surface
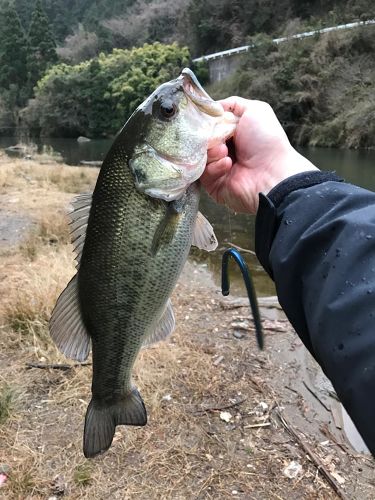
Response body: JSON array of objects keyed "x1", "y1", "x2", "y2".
[{"x1": 2, "y1": 137, "x2": 375, "y2": 296}]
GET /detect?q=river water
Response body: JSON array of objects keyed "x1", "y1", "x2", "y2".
[{"x1": 2, "y1": 137, "x2": 375, "y2": 296}]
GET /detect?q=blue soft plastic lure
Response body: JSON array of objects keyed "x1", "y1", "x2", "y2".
[{"x1": 221, "y1": 248, "x2": 264, "y2": 349}]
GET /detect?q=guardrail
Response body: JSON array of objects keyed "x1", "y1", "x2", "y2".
[{"x1": 193, "y1": 19, "x2": 375, "y2": 63}]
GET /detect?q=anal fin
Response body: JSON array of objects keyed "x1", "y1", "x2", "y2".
[{"x1": 143, "y1": 299, "x2": 175, "y2": 348}]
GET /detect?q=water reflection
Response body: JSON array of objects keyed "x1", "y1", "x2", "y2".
[
  {"x1": 299, "y1": 146, "x2": 375, "y2": 191},
  {"x1": 0, "y1": 136, "x2": 112, "y2": 166},
  {"x1": 198, "y1": 191, "x2": 275, "y2": 296}
]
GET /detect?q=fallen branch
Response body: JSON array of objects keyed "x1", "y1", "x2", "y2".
[
  {"x1": 244, "y1": 422, "x2": 271, "y2": 429},
  {"x1": 302, "y1": 381, "x2": 331, "y2": 412},
  {"x1": 26, "y1": 362, "x2": 92, "y2": 371},
  {"x1": 227, "y1": 242, "x2": 256, "y2": 255},
  {"x1": 320, "y1": 424, "x2": 350, "y2": 455},
  {"x1": 276, "y1": 409, "x2": 349, "y2": 500}
]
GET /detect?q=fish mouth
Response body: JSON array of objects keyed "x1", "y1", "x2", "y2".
[
  {"x1": 130, "y1": 144, "x2": 205, "y2": 202},
  {"x1": 179, "y1": 68, "x2": 224, "y2": 117}
]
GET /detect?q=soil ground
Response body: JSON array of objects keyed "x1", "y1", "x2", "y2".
[{"x1": 0, "y1": 155, "x2": 374, "y2": 499}]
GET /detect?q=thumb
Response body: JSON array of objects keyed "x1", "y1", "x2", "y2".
[{"x1": 218, "y1": 96, "x2": 249, "y2": 117}]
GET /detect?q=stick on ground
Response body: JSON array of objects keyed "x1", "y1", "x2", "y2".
[
  {"x1": 276, "y1": 408, "x2": 350, "y2": 500},
  {"x1": 26, "y1": 362, "x2": 92, "y2": 371}
]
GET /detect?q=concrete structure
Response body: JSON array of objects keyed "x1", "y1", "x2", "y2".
[{"x1": 193, "y1": 19, "x2": 375, "y2": 82}]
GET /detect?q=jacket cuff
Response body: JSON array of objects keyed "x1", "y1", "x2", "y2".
[
  {"x1": 255, "y1": 171, "x2": 343, "y2": 278},
  {"x1": 267, "y1": 170, "x2": 343, "y2": 207}
]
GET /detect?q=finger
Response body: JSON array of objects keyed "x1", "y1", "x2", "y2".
[
  {"x1": 201, "y1": 156, "x2": 232, "y2": 184},
  {"x1": 207, "y1": 143, "x2": 228, "y2": 163}
]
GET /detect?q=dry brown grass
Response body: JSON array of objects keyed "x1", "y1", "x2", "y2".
[
  {"x1": 0, "y1": 151, "x2": 97, "y2": 219},
  {"x1": 20, "y1": 212, "x2": 71, "y2": 261},
  {"x1": 0, "y1": 156, "x2": 373, "y2": 499},
  {"x1": 1, "y1": 247, "x2": 75, "y2": 352}
]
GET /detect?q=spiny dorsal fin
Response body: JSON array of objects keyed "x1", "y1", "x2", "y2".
[
  {"x1": 68, "y1": 193, "x2": 92, "y2": 265},
  {"x1": 143, "y1": 299, "x2": 175, "y2": 348},
  {"x1": 50, "y1": 274, "x2": 91, "y2": 361},
  {"x1": 192, "y1": 211, "x2": 218, "y2": 251}
]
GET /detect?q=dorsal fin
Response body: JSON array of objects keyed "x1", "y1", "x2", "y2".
[
  {"x1": 142, "y1": 299, "x2": 175, "y2": 348},
  {"x1": 192, "y1": 212, "x2": 218, "y2": 251},
  {"x1": 49, "y1": 274, "x2": 91, "y2": 361},
  {"x1": 68, "y1": 193, "x2": 92, "y2": 265}
]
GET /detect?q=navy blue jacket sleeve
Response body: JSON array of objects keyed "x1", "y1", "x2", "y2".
[{"x1": 255, "y1": 171, "x2": 375, "y2": 456}]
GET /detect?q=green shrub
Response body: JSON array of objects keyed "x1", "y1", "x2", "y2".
[{"x1": 23, "y1": 42, "x2": 190, "y2": 137}]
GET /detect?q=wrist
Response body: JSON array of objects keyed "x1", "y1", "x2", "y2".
[{"x1": 262, "y1": 149, "x2": 318, "y2": 195}]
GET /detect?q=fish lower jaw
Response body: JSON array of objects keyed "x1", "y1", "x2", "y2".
[
  {"x1": 144, "y1": 185, "x2": 186, "y2": 201},
  {"x1": 139, "y1": 162, "x2": 205, "y2": 202}
]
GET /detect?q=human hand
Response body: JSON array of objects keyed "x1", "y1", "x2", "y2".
[{"x1": 201, "y1": 97, "x2": 318, "y2": 214}]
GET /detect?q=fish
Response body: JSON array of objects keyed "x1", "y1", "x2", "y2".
[{"x1": 49, "y1": 68, "x2": 237, "y2": 458}]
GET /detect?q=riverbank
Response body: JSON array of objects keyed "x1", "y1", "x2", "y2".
[{"x1": 0, "y1": 156, "x2": 373, "y2": 498}]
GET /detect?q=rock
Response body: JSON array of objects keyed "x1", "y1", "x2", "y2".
[
  {"x1": 233, "y1": 330, "x2": 245, "y2": 339},
  {"x1": 220, "y1": 411, "x2": 232, "y2": 423},
  {"x1": 283, "y1": 460, "x2": 302, "y2": 479},
  {"x1": 253, "y1": 401, "x2": 269, "y2": 417},
  {"x1": 77, "y1": 136, "x2": 91, "y2": 143},
  {"x1": 231, "y1": 321, "x2": 250, "y2": 330}
]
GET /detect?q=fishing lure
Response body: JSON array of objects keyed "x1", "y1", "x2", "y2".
[{"x1": 221, "y1": 248, "x2": 264, "y2": 349}]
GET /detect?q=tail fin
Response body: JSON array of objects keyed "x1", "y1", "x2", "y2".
[{"x1": 83, "y1": 389, "x2": 147, "y2": 458}]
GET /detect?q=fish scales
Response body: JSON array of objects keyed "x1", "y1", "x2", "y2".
[
  {"x1": 49, "y1": 68, "x2": 237, "y2": 458},
  {"x1": 79, "y1": 147, "x2": 199, "y2": 403}
]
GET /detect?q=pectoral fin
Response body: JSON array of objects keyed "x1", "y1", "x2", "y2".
[
  {"x1": 192, "y1": 212, "x2": 218, "y2": 251},
  {"x1": 151, "y1": 201, "x2": 183, "y2": 256}
]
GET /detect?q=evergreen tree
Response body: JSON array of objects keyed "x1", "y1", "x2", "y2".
[
  {"x1": 0, "y1": 1, "x2": 28, "y2": 93},
  {"x1": 27, "y1": 0, "x2": 57, "y2": 90}
]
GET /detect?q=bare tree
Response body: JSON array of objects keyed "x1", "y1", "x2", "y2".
[{"x1": 57, "y1": 24, "x2": 100, "y2": 64}]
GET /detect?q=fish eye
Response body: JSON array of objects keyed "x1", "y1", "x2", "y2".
[
  {"x1": 156, "y1": 99, "x2": 178, "y2": 121},
  {"x1": 161, "y1": 104, "x2": 175, "y2": 117}
]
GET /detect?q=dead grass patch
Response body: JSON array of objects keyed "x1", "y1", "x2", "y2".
[
  {"x1": 20, "y1": 211, "x2": 71, "y2": 261},
  {"x1": 0, "y1": 151, "x2": 97, "y2": 192},
  {"x1": 0, "y1": 246, "x2": 75, "y2": 354}
]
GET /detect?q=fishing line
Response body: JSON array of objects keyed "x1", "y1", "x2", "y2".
[{"x1": 221, "y1": 144, "x2": 264, "y2": 349}]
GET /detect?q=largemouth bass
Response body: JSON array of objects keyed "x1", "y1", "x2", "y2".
[{"x1": 50, "y1": 68, "x2": 237, "y2": 458}]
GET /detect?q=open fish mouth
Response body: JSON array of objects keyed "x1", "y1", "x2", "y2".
[
  {"x1": 179, "y1": 68, "x2": 225, "y2": 117},
  {"x1": 129, "y1": 68, "x2": 238, "y2": 202}
]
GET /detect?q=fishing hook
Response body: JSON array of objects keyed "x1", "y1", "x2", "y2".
[{"x1": 221, "y1": 248, "x2": 264, "y2": 350}]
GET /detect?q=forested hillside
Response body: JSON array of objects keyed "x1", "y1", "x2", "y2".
[
  {"x1": 209, "y1": 24, "x2": 375, "y2": 149},
  {"x1": 0, "y1": 0, "x2": 374, "y2": 145},
  {"x1": 5, "y1": 0, "x2": 375, "y2": 54}
]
